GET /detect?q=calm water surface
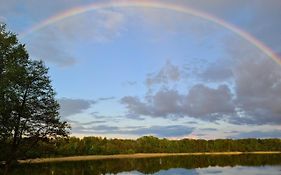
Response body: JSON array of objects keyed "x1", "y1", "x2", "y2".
[{"x1": 7, "y1": 154, "x2": 281, "y2": 175}]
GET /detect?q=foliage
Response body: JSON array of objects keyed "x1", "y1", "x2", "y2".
[
  {"x1": 0, "y1": 24, "x2": 69, "y2": 168},
  {"x1": 17, "y1": 136, "x2": 281, "y2": 158}
]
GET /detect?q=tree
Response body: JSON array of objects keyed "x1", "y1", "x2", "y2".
[{"x1": 0, "y1": 24, "x2": 70, "y2": 173}]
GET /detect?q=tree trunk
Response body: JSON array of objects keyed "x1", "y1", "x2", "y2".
[{"x1": 3, "y1": 161, "x2": 11, "y2": 175}]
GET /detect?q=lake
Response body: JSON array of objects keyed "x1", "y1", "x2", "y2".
[{"x1": 7, "y1": 154, "x2": 281, "y2": 175}]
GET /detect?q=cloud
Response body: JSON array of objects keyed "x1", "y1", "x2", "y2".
[
  {"x1": 23, "y1": 9, "x2": 126, "y2": 67},
  {"x1": 127, "y1": 125, "x2": 194, "y2": 137},
  {"x1": 3, "y1": 0, "x2": 280, "y2": 129},
  {"x1": 69, "y1": 120, "x2": 107, "y2": 126},
  {"x1": 233, "y1": 58, "x2": 281, "y2": 124},
  {"x1": 0, "y1": 16, "x2": 6, "y2": 24},
  {"x1": 185, "y1": 121, "x2": 199, "y2": 124},
  {"x1": 26, "y1": 29, "x2": 76, "y2": 67},
  {"x1": 200, "y1": 128, "x2": 217, "y2": 131},
  {"x1": 58, "y1": 98, "x2": 96, "y2": 118},
  {"x1": 189, "y1": 29, "x2": 281, "y2": 125},
  {"x1": 121, "y1": 84, "x2": 235, "y2": 120},
  {"x1": 121, "y1": 89, "x2": 182, "y2": 119},
  {"x1": 120, "y1": 36, "x2": 281, "y2": 125},
  {"x1": 237, "y1": 1, "x2": 281, "y2": 54},
  {"x1": 224, "y1": 130, "x2": 240, "y2": 134},
  {"x1": 123, "y1": 81, "x2": 137, "y2": 86},
  {"x1": 230, "y1": 130, "x2": 281, "y2": 139},
  {"x1": 71, "y1": 124, "x2": 194, "y2": 138},
  {"x1": 53, "y1": 9, "x2": 126, "y2": 42},
  {"x1": 97, "y1": 96, "x2": 115, "y2": 102},
  {"x1": 146, "y1": 61, "x2": 181, "y2": 87},
  {"x1": 71, "y1": 124, "x2": 119, "y2": 135},
  {"x1": 199, "y1": 60, "x2": 233, "y2": 82},
  {"x1": 0, "y1": 0, "x2": 18, "y2": 15},
  {"x1": 185, "y1": 84, "x2": 235, "y2": 118},
  {"x1": 218, "y1": 36, "x2": 281, "y2": 125}
]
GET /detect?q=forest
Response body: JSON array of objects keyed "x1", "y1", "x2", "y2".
[{"x1": 8, "y1": 136, "x2": 280, "y2": 159}]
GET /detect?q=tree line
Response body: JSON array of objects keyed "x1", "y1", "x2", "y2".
[{"x1": 19, "y1": 136, "x2": 281, "y2": 158}]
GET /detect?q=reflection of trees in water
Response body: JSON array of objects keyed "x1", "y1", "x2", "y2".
[{"x1": 9, "y1": 154, "x2": 281, "y2": 175}]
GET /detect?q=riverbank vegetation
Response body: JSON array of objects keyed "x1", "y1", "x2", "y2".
[{"x1": 7, "y1": 136, "x2": 280, "y2": 160}]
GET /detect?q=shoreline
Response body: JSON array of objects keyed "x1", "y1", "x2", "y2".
[{"x1": 19, "y1": 151, "x2": 281, "y2": 164}]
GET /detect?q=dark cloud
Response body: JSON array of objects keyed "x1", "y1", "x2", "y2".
[
  {"x1": 232, "y1": 57, "x2": 281, "y2": 125},
  {"x1": 121, "y1": 84, "x2": 235, "y2": 120},
  {"x1": 199, "y1": 61, "x2": 233, "y2": 82},
  {"x1": 121, "y1": 89, "x2": 183, "y2": 119},
  {"x1": 121, "y1": 96, "x2": 152, "y2": 117},
  {"x1": 218, "y1": 37, "x2": 281, "y2": 125},
  {"x1": 146, "y1": 61, "x2": 181, "y2": 87},
  {"x1": 230, "y1": 130, "x2": 281, "y2": 139},
  {"x1": 58, "y1": 98, "x2": 96, "y2": 118},
  {"x1": 58, "y1": 96, "x2": 116, "y2": 119},
  {"x1": 184, "y1": 84, "x2": 235, "y2": 118}
]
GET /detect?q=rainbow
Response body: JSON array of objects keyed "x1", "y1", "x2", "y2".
[{"x1": 20, "y1": 0, "x2": 281, "y2": 65}]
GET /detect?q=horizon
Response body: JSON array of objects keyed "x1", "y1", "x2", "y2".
[
  {"x1": 1, "y1": 0, "x2": 281, "y2": 139},
  {"x1": 59, "y1": 135, "x2": 281, "y2": 141}
]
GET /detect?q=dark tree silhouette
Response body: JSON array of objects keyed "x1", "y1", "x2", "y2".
[{"x1": 0, "y1": 24, "x2": 70, "y2": 173}]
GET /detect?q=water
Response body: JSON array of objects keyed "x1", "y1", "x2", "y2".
[{"x1": 6, "y1": 154, "x2": 281, "y2": 175}]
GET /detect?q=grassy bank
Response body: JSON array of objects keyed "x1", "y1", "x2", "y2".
[{"x1": 19, "y1": 151, "x2": 281, "y2": 164}]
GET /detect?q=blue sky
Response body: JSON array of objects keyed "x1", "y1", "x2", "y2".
[{"x1": 1, "y1": 0, "x2": 281, "y2": 139}]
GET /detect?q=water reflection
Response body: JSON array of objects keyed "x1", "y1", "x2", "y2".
[
  {"x1": 116, "y1": 166, "x2": 281, "y2": 175},
  {"x1": 8, "y1": 154, "x2": 281, "y2": 175}
]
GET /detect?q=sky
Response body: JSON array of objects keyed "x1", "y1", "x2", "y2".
[{"x1": 1, "y1": 0, "x2": 281, "y2": 139}]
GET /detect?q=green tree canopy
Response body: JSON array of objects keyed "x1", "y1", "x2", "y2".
[{"x1": 0, "y1": 24, "x2": 69, "y2": 172}]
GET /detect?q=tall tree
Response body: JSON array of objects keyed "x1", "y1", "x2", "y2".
[{"x1": 0, "y1": 24, "x2": 69, "y2": 173}]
